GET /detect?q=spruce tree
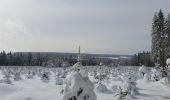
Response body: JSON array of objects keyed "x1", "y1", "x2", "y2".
[
  {"x1": 151, "y1": 10, "x2": 168, "y2": 67},
  {"x1": 158, "y1": 10, "x2": 167, "y2": 67},
  {"x1": 151, "y1": 12, "x2": 159, "y2": 64},
  {"x1": 165, "y1": 13, "x2": 170, "y2": 57}
]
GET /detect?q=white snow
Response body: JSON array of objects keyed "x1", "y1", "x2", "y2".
[{"x1": 0, "y1": 66, "x2": 170, "y2": 100}]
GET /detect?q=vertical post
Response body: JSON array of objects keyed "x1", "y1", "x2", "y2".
[
  {"x1": 78, "y1": 46, "x2": 81, "y2": 62},
  {"x1": 79, "y1": 46, "x2": 80, "y2": 55}
]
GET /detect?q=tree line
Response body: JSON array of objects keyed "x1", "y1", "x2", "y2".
[
  {"x1": 0, "y1": 51, "x2": 46, "y2": 66},
  {"x1": 0, "y1": 51, "x2": 130, "y2": 67},
  {"x1": 131, "y1": 51, "x2": 154, "y2": 67}
]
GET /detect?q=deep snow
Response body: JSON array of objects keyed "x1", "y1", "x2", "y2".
[{"x1": 0, "y1": 66, "x2": 170, "y2": 100}]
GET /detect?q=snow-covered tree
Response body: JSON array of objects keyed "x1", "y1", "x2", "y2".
[
  {"x1": 14, "y1": 72, "x2": 22, "y2": 81},
  {"x1": 151, "y1": 10, "x2": 168, "y2": 67},
  {"x1": 62, "y1": 62, "x2": 96, "y2": 100},
  {"x1": 1, "y1": 70, "x2": 12, "y2": 84},
  {"x1": 139, "y1": 65, "x2": 147, "y2": 76},
  {"x1": 165, "y1": 13, "x2": 170, "y2": 57},
  {"x1": 151, "y1": 67, "x2": 162, "y2": 81},
  {"x1": 62, "y1": 47, "x2": 96, "y2": 100}
]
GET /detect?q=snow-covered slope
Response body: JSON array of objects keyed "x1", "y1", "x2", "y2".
[{"x1": 0, "y1": 66, "x2": 170, "y2": 100}]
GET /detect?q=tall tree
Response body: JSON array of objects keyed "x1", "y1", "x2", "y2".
[
  {"x1": 0, "y1": 51, "x2": 7, "y2": 65},
  {"x1": 165, "y1": 13, "x2": 170, "y2": 57},
  {"x1": 151, "y1": 10, "x2": 168, "y2": 67},
  {"x1": 151, "y1": 12, "x2": 159, "y2": 64},
  {"x1": 27, "y1": 52, "x2": 32, "y2": 66}
]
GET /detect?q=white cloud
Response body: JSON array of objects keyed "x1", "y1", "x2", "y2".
[{"x1": 0, "y1": 0, "x2": 170, "y2": 54}]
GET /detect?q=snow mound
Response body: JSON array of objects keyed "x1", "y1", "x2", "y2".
[
  {"x1": 63, "y1": 72, "x2": 96, "y2": 100},
  {"x1": 159, "y1": 77, "x2": 170, "y2": 85},
  {"x1": 144, "y1": 73, "x2": 151, "y2": 81},
  {"x1": 55, "y1": 78, "x2": 63, "y2": 85},
  {"x1": 96, "y1": 83, "x2": 109, "y2": 93}
]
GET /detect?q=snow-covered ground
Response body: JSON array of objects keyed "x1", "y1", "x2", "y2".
[{"x1": 0, "y1": 66, "x2": 170, "y2": 100}]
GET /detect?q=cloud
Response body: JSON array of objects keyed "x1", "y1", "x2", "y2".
[{"x1": 0, "y1": 0, "x2": 170, "y2": 54}]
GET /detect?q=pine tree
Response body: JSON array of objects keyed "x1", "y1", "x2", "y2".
[
  {"x1": 151, "y1": 10, "x2": 168, "y2": 67},
  {"x1": 165, "y1": 13, "x2": 170, "y2": 57},
  {"x1": 151, "y1": 12, "x2": 159, "y2": 63},
  {"x1": 158, "y1": 10, "x2": 167, "y2": 67},
  {"x1": 28, "y1": 52, "x2": 32, "y2": 66}
]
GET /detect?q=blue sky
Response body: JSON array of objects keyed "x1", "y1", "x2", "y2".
[{"x1": 0, "y1": 0, "x2": 170, "y2": 54}]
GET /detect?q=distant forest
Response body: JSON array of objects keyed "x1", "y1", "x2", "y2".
[{"x1": 0, "y1": 51, "x2": 154, "y2": 67}]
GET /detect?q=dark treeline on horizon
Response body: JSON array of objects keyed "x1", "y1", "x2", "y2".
[
  {"x1": 131, "y1": 51, "x2": 154, "y2": 67},
  {"x1": 0, "y1": 51, "x2": 45, "y2": 66},
  {"x1": 0, "y1": 50, "x2": 154, "y2": 67},
  {"x1": 0, "y1": 51, "x2": 132, "y2": 67}
]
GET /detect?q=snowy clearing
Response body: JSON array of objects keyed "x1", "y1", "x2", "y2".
[{"x1": 0, "y1": 66, "x2": 170, "y2": 100}]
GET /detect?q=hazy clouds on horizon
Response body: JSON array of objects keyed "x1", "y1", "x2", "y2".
[{"x1": 0, "y1": 0, "x2": 170, "y2": 54}]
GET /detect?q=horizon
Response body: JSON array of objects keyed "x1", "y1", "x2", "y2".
[
  {"x1": 0, "y1": 50, "x2": 132, "y2": 56},
  {"x1": 0, "y1": 0, "x2": 170, "y2": 55}
]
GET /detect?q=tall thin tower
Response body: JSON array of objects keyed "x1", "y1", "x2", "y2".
[{"x1": 78, "y1": 46, "x2": 81, "y2": 62}]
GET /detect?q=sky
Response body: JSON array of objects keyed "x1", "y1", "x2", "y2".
[{"x1": 0, "y1": 0, "x2": 170, "y2": 55}]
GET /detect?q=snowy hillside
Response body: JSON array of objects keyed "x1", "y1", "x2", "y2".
[{"x1": 0, "y1": 66, "x2": 170, "y2": 100}]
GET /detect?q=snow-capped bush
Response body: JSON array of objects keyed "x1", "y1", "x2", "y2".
[
  {"x1": 114, "y1": 75, "x2": 139, "y2": 100},
  {"x1": 159, "y1": 77, "x2": 170, "y2": 85},
  {"x1": 96, "y1": 83, "x2": 109, "y2": 93},
  {"x1": 2, "y1": 73, "x2": 12, "y2": 84},
  {"x1": 151, "y1": 68, "x2": 162, "y2": 81},
  {"x1": 144, "y1": 73, "x2": 151, "y2": 81},
  {"x1": 114, "y1": 86, "x2": 127, "y2": 100},
  {"x1": 63, "y1": 71, "x2": 96, "y2": 100},
  {"x1": 139, "y1": 65, "x2": 147, "y2": 76},
  {"x1": 26, "y1": 74, "x2": 34, "y2": 79},
  {"x1": 14, "y1": 72, "x2": 22, "y2": 81},
  {"x1": 55, "y1": 77, "x2": 63, "y2": 85},
  {"x1": 166, "y1": 58, "x2": 170, "y2": 69},
  {"x1": 41, "y1": 72, "x2": 50, "y2": 83},
  {"x1": 26, "y1": 71, "x2": 34, "y2": 79},
  {"x1": 123, "y1": 80, "x2": 139, "y2": 96},
  {"x1": 72, "y1": 62, "x2": 82, "y2": 71},
  {"x1": 112, "y1": 85, "x2": 119, "y2": 93}
]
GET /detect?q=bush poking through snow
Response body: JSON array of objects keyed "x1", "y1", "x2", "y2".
[
  {"x1": 114, "y1": 86, "x2": 128, "y2": 100},
  {"x1": 55, "y1": 77, "x2": 63, "y2": 85},
  {"x1": 115, "y1": 76, "x2": 139, "y2": 100},
  {"x1": 139, "y1": 65, "x2": 147, "y2": 76},
  {"x1": 96, "y1": 83, "x2": 109, "y2": 93},
  {"x1": 144, "y1": 73, "x2": 151, "y2": 81},
  {"x1": 160, "y1": 77, "x2": 170, "y2": 85},
  {"x1": 1, "y1": 71, "x2": 13, "y2": 84},
  {"x1": 41, "y1": 72, "x2": 50, "y2": 83},
  {"x1": 63, "y1": 72, "x2": 96, "y2": 100},
  {"x1": 14, "y1": 72, "x2": 22, "y2": 81},
  {"x1": 151, "y1": 68, "x2": 162, "y2": 81}
]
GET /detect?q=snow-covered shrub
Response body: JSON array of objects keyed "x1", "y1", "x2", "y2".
[
  {"x1": 14, "y1": 72, "x2": 22, "y2": 81},
  {"x1": 41, "y1": 72, "x2": 50, "y2": 83},
  {"x1": 72, "y1": 62, "x2": 82, "y2": 71},
  {"x1": 2, "y1": 72, "x2": 12, "y2": 84},
  {"x1": 115, "y1": 75, "x2": 139, "y2": 100},
  {"x1": 96, "y1": 83, "x2": 109, "y2": 93},
  {"x1": 63, "y1": 71, "x2": 96, "y2": 100},
  {"x1": 166, "y1": 58, "x2": 170, "y2": 69},
  {"x1": 61, "y1": 69, "x2": 68, "y2": 78},
  {"x1": 55, "y1": 77, "x2": 63, "y2": 85},
  {"x1": 123, "y1": 80, "x2": 139, "y2": 96},
  {"x1": 112, "y1": 85, "x2": 119, "y2": 93},
  {"x1": 144, "y1": 73, "x2": 151, "y2": 81},
  {"x1": 26, "y1": 71, "x2": 34, "y2": 79},
  {"x1": 159, "y1": 77, "x2": 170, "y2": 85},
  {"x1": 139, "y1": 65, "x2": 147, "y2": 76},
  {"x1": 114, "y1": 86, "x2": 127, "y2": 100},
  {"x1": 151, "y1": 68, "x2": 162, "y2": 81}
]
